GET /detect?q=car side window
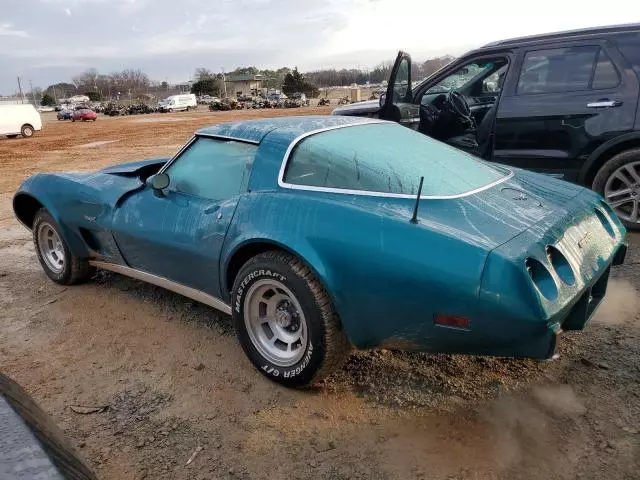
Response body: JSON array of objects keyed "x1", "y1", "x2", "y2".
[
  {"x1": 517, "y1": 46, "x2": 599, "y2": 94},
  {"x1": 392, "y1": 58, "x2": 410, "y2": 102},
  {"x1": 165, "y1": 137, "x2": 257, "y2": 202},
  {"x1": 591, "y1": 49, "x2": 620, "y2": 89}
]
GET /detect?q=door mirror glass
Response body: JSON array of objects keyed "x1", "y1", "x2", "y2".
[
  {"x1": 379, "y1": 93, "x2": 386, "y2": 107},
  {"x1": 151, "y1": 173, "x2": 170, "y2": 190}
]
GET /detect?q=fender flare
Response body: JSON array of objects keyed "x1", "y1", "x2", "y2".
[
  {"x1": 13, "y1": 190, "x2": 90, "y2": 259},
  {"x1": 221, "y1": 236, "x2": 355, "y2": 345},
  {"x1": 579, "y1": 131, "x2": 640, "y2": 185}
]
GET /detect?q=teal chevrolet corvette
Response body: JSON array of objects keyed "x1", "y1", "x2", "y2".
[{"x1": 13, "y1": 116, "x2": 627, "y2": 386}]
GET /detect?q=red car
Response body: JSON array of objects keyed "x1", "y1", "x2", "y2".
[{"x1": 72, "y1": 107, "x2": 97, "y2": 122}]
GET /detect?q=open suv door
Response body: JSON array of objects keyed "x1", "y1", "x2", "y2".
[{"x1": 379, "y1": 51, "x2": 420, "y2": 128}]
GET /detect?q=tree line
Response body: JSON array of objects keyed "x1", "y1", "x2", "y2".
[{"x1": 37, "y1": 55, "x2": 455, "y2": 105}]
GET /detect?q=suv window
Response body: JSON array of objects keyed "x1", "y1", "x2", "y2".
[
  {"x1": 517, "y1": 46, "x2": 620, "y2": 94},
  {"x1": 391, "y1": 57, "x2": 410, "y2": 102},
  {"x1": 166, "y1": 137, "x2": 256, "y2": 201},
  {"x1": 617, "y1": 33, "x2": 640, "y2": 78},
  {"x1": 592, "y1": 49, "x2": 620, "y2": 89},
  {"x1": 518, "y1": 46, "x2": 598, "y2": 94},
  {"x1": 482, "y1": 65, "x2": 508, "y2": 93}
]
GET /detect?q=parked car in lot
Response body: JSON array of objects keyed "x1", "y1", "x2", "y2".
[
  {"x1": 72, "y1": 107, "x2": 97, "y2": 122},
  {"x1": 333, "y1": 24, "x2": 640, "y2": 229},
  {"x1": 158, "y1": 94, "x2": 197, "y2": 112},
  {"x1": 0, "y1": 104, "x2": 42, "y2": 138},
  {"x1": 57, "y1": 109, "x2": 73, "y2": 120},
  {"x1": 13, "y1": 116, "x2": 627, "y2": 387}
]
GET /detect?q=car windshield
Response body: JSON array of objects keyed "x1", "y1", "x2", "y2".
[
  {"x1": 426, "y1": 62, "x2": 496, "y2": 94},
  {"x1": 283, "y1": 123, "x2": 509, "y2": 197}
]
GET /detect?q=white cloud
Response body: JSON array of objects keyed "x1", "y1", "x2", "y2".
[
  {"x1": 65, "y1": 7, "x2": 72, "y2": 16},
  {"x1": 0, "y1": 23, "x2": 30, "y2": 38}
]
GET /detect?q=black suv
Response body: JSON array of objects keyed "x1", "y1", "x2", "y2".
[{"x1": 333, "y1": 24, "x2": 640, "y2": 229}]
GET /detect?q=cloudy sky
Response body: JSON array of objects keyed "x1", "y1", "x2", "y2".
[{"x1": 0, "y1": 0, "x2": 636, "y2": 94}]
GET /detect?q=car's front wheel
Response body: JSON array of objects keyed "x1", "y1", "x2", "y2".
[
  {"x1": 232, "y1": 251, "x2": 350, "y2": 387},
  {"x1": 593, "y1": 148, "x2": 640, "y2": 230},
  {"x1": 33, "y1": 209, "x2": 93, "y2": 285}
]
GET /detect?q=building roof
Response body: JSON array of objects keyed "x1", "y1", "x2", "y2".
[
  {"x1": 224, "y1": 74, "x2": 264, "y2": 82},
  {"x1": 195, "y1": 115, "x2": 379, "y2": 144}
]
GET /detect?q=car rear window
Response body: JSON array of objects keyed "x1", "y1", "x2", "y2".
[{"x1": 282, "y1": 123, "x2": 508, "y2": 197}]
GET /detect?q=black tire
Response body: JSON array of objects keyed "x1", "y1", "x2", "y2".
[
  {"x1": 21, "y1": 124, "x2": 34, "y2": 138},
  {"x1": 232, "y1": 251, "x2": 351, "y2": 387},
  {"x1": 0, "y1": 373, "x2": 96, "y2": 479},
  {"x1": 33, "y1": 209, "x2": 93, "y2": 285},
  {"x1": 592, "y1": 148, "x2": 640, "y2": 230}
]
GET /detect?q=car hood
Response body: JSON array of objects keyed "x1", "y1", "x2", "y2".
[{"x1": 332, "y1": 99, "x2": 380, "y2": 116}]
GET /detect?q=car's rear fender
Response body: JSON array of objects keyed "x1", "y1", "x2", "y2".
[
  {"x1": 222, "y1": 191, "x2": 493, "y2": 349},
  {"x1": 476, "y1": 189, "x2": 626, "y2": 356}
]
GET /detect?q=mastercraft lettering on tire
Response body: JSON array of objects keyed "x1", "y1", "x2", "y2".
[{"x1": 13, "y1": 115, "x2": 627, "y2": 387}]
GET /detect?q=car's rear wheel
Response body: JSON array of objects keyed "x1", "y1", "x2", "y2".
[
  {"x1": 593, "y1": 148, "x2": 640, "y2": 230},
  {"x1": 21, "y1": 124, "x2": 34, "y2": 138},
  {"x1": 33, "y1": 209, "x2": 93, "y2": 285},
  {"x1": 232, "y1": 251, "x2": 350, "y2": 387}
]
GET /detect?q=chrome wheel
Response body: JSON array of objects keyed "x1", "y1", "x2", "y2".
[
  {"x1": 243, "y1": 279, "x2": 308, "y2": 367},
  {"x1": 604, "y1": 161, "x2": 640, "y2": 224},
  {"x1": 37, "y1": 222, "x2": 65, "y2": 274}
]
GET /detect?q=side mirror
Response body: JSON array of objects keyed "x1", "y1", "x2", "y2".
[
  {"x1": 379, "y1": 93, "x2": 386, "y2": 108},
  {"x1": 150, "y1": 173, "x2": 170, "y2": 196}
]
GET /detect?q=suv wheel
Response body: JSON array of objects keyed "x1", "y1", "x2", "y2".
[
  {"x1": 593, "y1": 148, "x2": 640, "y2": 230},
  {"x1": 232, "y1": 251, "x2": 350, "y2": 387}
]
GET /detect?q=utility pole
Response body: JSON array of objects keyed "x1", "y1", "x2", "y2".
[
  {"x1": 29, "y1": 80, "x2": 37, "y2": 105},
  {"x1": 17, "y1": 76, "x2": 25, "y2": 103},
  {"x1": 220, "y1": 67, "x2": 227, "y2": 98}
]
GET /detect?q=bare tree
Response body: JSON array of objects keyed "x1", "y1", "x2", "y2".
[
  {"x1": 72, "y1": 68, "x2": 99, "y2": 90},
  {"x1": 194, "y1": 68, "x2": 214, "y2": 81}
]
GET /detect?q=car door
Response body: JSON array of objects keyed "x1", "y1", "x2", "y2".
[
  {"x1": 110, "y1": 136, "x2": 257, "y2": 299},
  {"x1": 493, "y1": 41, "x2": 639, "y2": 182},
  {"x1": 379, "y1": 51, "x2": 420, "y2": 128}
]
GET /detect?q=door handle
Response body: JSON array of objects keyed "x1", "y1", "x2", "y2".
[{"x1": 586, "y1": 100, "x2": 622, "y2": 108}]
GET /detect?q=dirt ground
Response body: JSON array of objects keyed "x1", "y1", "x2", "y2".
[{"x1": 0, "y1": 109, "x2": 639, "y2": 480}]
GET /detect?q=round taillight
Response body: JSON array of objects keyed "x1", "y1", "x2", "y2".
[
  {"x1": 525, "y1": 257, "x2": 558, "y2": 301},
  {"x1": 546, "y1": 245, "x2": 575, "y2": 286},
  {"x1": 594, "y1": 207, "x2": 615, "y2": 238}
]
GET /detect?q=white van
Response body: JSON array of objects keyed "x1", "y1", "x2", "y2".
[
  {"x1": 158, "y1": 94, "x2": 197, "y2": 112},
  {"x1": 0, "y1": 104, "x2": 42, "y2": 138}
]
